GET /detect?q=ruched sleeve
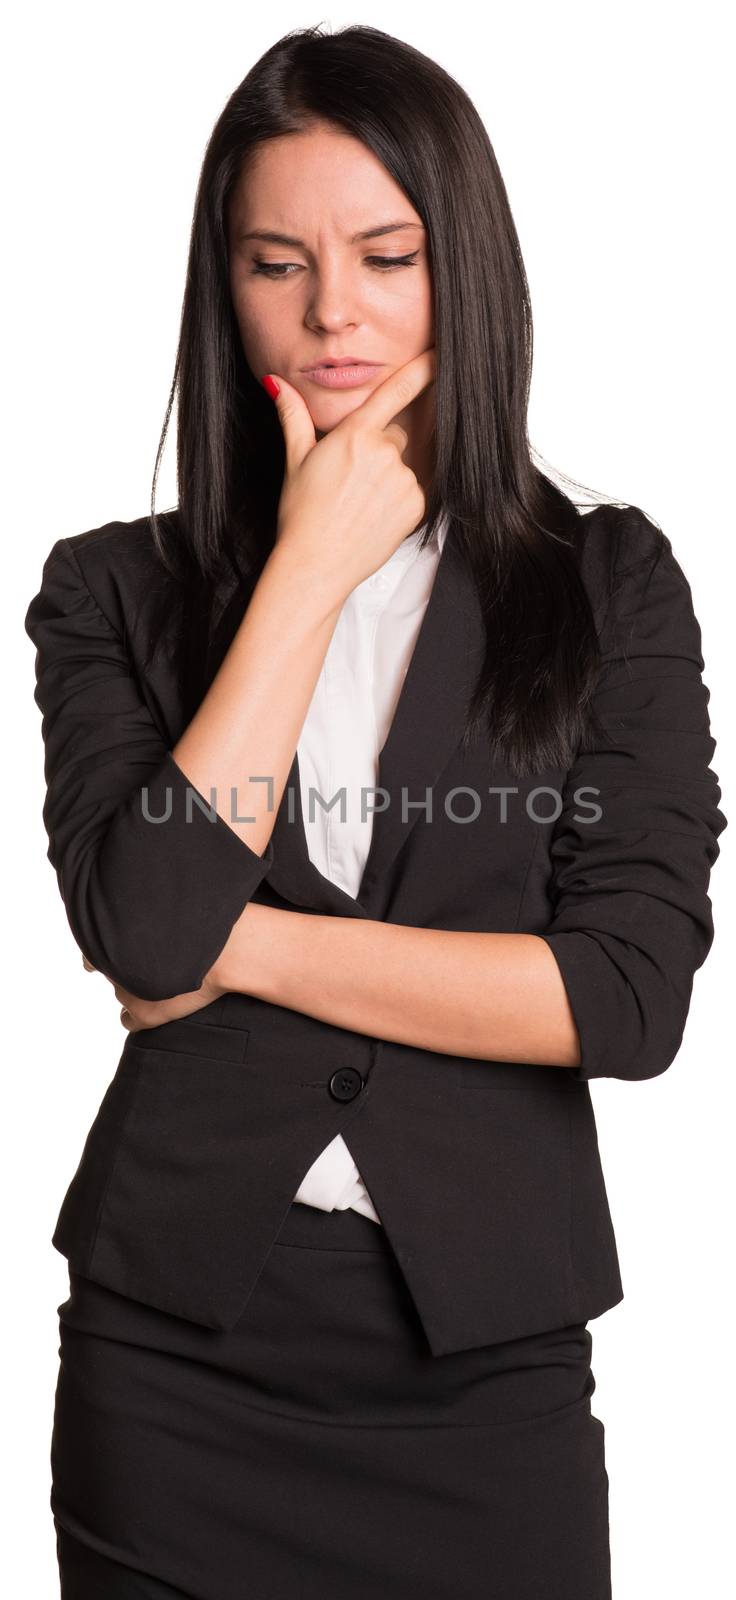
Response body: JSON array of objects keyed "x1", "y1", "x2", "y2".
[
  {"x1": 539, "y1": 511, "x2": 727, "y2": 1082},
  {"x1": 24, "y1": 536, "x2": 274, "y2": 1000}
]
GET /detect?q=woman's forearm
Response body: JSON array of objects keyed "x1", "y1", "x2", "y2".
[
  {"x1": 213, "y1": 907, "x2": 581, "y2": 1068},
  {"x1": 172, "y1": 545, "x2": 345, "y2": 857}
]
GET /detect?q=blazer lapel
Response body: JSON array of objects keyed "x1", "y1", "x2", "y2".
[{"x1": 263, "y1": 529, "x2": 486, "y2": 920}]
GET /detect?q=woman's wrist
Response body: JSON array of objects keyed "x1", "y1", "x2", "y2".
[
  {"x1": 264, "y1": 538, "x2": 348, "y2": 628},
  {"x1": 209, "y1": 900, "x2": 305, "y2": 1003}
]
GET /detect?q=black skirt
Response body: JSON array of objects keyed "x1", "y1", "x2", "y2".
[{"x1": 51, "y1": 1202, "x2": 612, "y2": 1599}]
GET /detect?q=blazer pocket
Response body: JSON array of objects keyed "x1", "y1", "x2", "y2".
[
  {"x1": 83, "y1": 1029, "x2": 254, "y2": 1318},
  {"x1": 127, "y1": 1016, "x2": 251, "y2": 1064},
  {"x1": 468, "y1": 1084, "x2": 577, "y2": 1321},
  {"x1": 51, "y1": 1021, "x2": 251, "y2": 1293},
  {"x1": 51, "y1": 1037, "x2": 144, "y2": 1273}
]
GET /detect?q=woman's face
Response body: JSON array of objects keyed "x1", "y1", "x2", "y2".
[{"x1": 227, "y1": 122, "x2": 435, "y2": 447}]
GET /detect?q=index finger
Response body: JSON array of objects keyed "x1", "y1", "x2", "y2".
[{"x1": 346, "y1": 348, "x2": 437, "y2": 432}]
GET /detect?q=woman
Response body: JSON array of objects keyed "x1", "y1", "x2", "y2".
[{"x1": 25, "y1": 24, "x2": 726, "y2": 1600}]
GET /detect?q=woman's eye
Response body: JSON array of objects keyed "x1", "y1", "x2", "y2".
[
  {"x1": 250, "y1": 252, "x2": 420, "y2": 279},
  {"x1": 368, "y1": 253, "x2": 420, "y2": 271}
]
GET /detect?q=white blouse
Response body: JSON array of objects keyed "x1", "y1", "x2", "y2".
[{"x1": 292, "y1": 512, "x2": 449, "y2": 1226}]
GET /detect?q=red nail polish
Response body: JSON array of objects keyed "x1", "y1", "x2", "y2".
[{"x1": 261, "y1": 375, "x2": 280, "y2": 399}]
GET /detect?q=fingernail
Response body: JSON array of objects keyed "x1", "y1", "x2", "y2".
[{"x1": 261, "y1": 375, "x2": 280, "y2": 399}]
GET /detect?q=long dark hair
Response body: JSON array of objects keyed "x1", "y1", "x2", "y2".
[{"x1": 145, "y1": 21, "x2": 664, "y2": 776}]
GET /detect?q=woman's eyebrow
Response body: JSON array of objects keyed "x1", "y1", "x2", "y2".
[{"x1": 238, "y1": 221, "x2": 423, "y2": 247}]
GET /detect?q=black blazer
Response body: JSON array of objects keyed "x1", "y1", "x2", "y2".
[{"x1": 24, "y1": 503, "x2": 727, "y2": 1358}]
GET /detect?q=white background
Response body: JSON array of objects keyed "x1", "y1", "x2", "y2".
[{"x1": 5, "y1": 3, "x2": 734, "y2": 1594}]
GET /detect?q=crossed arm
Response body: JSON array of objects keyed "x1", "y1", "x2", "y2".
[
  {"x1": 227, "y1": 906, "x2": 581, "y2": 1065},
  {"x1": 110, "y1": 902, "x2": 581, "y2": 1069}
]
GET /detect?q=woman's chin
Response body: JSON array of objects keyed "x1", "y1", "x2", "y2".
[{"x1": 312, "y1": 400, "x2": 365, "y2": 438}]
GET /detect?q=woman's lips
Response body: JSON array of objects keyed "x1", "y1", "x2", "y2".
[{"x1": 301, "y1": 364, "x2": 385, "y2": 389}]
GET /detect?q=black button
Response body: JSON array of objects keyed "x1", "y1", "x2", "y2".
[{"x1": 328, "y1": 1068, "x2": 364, "y2": 1102}]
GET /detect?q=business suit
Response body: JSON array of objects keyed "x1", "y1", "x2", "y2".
[{"x1": 25, "y1": 498, "x2": 726, "y2": 1595}]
